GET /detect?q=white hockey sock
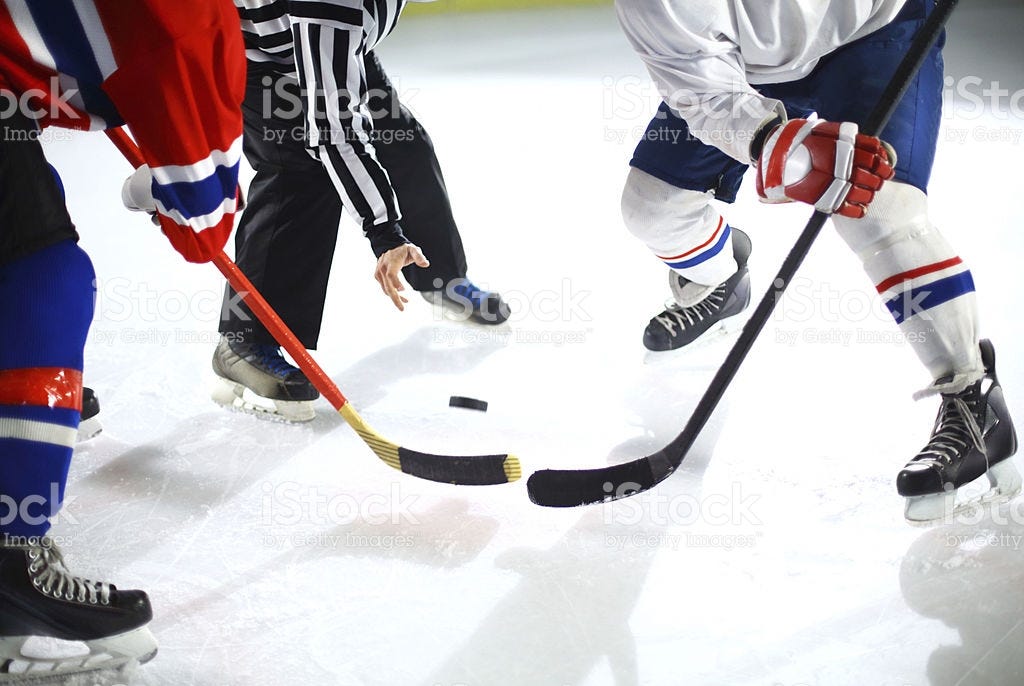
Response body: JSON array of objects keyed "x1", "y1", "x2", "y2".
[
  {"x1": 621, "y1": 168, "x2": 737, "y2": 288},
  {"x1": 831, "y1": 182, "x2": 983, "y2": 394}
]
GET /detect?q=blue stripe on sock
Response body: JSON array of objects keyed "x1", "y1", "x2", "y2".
[
  {"x1": 885, "y1": 271, "x2": 976, "y2": 325},
  {"x1": 664, "y1": 224, "x2": 732, "y2": 270}
]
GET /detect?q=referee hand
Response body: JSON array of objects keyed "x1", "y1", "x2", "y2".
[{"x1": 375, "y1": 243, "x2": 430, "y2": 311}]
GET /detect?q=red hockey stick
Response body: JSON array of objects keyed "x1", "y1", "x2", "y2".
[{"x1": 106, "y1": 127, "x2": 520, "y2": 486}]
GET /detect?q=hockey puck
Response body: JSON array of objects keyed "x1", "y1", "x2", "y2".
[{"x1": 449, "y1": 396, "x2": 488, "y2": 412}]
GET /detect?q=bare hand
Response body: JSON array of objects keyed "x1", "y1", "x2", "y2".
[{"x1": 375, "y1": 243, "x2": 430, "y2": 311}]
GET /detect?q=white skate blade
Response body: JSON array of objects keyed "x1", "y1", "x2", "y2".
[
  {"x1": 76, "y1": 416, "x2": 103, "y2": 443},
  {"x1": 904, "y1": 459, "x2": 1024, "y2": 526},
  {"x1": 0, "y1": 627, "x2": 157, "y2": 682},
  {"x1": 211, "y1": 377, "x2": 315, "y2": 423}
]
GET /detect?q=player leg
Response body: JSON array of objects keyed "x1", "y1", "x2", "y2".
[
  {"x1": 814, "y1": 0, "x2": 1018, "y2": 522},
  {"x1": 213, "y1": 66, "x2": 337, "y2": 422},
  {"x1": 623, "y1": 103, "x2": 752, "y2": 351},
  {"x1": 363, "y1": 52, "x2": 510, "y2": 325},
  {"x1": 0, "y1": 112, "x2": 155, "y2": 676}
]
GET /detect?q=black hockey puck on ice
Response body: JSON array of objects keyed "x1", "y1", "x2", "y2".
[{"x1": 449, "y1": 396, "x2": 488, "y2": 412}]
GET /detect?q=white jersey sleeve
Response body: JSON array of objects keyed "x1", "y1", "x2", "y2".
[{"x1": 616, "y1": 0, "x2": 907, "y2": 164}]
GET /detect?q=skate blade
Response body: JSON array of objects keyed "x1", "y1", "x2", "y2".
[
  {"x1": 0, "y1": 627, "x2": 157, "y2": 682},
  {"x1": 904, "y1": 459, "x2": 1024, "y2": 526},
  {"x1": 76, "y1": 416, "x2": 103, "y2": 443},
  {"x1": 211, "y1": 378, "x2": 315, "y2": 423}
]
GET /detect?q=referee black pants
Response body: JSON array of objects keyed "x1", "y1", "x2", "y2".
[{"x1": 219, "y1": 53, "x2": 468, "y2": 349}]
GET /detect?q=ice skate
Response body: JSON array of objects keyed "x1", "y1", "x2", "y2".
[
  {"x1": 422, "y1": 277, "x2": 511, "y2": 325},
  {"x1": 211, "y1": 337, "x2": 319, "y2": 423},
  {"x1": 643, "y1": 228, "x2": 752, "y2": 352},
  {"x1": 897, "y1": 340, "x2": 1020, "y2": 524},
  {"x1": 76, "y1": 387, "x2": 102, "y2": 443},
  {"x1": 0, "y1": 537, "x2": 157, "y2": 681}
]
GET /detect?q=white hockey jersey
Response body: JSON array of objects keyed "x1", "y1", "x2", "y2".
[{"x1": 617, "y1": 0, "x2": 908, "y2": 162}]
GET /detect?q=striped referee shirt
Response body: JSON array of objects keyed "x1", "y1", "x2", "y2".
[{"x1": 235, "y1": 0, "x2": 408, "y2": 254}]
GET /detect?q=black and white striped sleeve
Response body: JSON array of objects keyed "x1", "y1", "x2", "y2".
[{"x1": 289, "y1": 2, "x2": 408, "y2": 257}]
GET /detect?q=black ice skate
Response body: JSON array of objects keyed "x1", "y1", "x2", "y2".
[
  {"x1": 0, "y1": 536, "x2": 157, "y2": 680},
  {"x1": 211, "y1": 336, "x2": 319, "y2": 423},
  {"x1": 643, "y1": 228, "x2": 752, "y2": 352},
  {"x1": 76, "y1": 387, "x2": 102, "y2": 443},
  {"x1": 897, "y1": 340, "x2": 1021, "y2": 524},
  {"x1": 421, "y1": 277, "x2": 511, "y2": 325}
]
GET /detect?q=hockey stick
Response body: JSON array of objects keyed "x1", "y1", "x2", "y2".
[
  {"x1": 527, "y1": 0, "x2": 960, "y2": 507},
  {"x1": 106, "y1": 127, "x2": 520, "y2": 486}
]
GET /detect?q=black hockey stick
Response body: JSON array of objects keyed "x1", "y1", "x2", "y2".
[{"x1": 527, "y1": 0, "x2": 961, "y2": 507}]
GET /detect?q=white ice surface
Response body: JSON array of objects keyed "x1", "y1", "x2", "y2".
[{"x1": 37, "y1": 3, "x2": 1024, "y2": 685}]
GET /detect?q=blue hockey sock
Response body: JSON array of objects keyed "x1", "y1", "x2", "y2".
[{"x1": 0, "y1": 239, "x2": 95, "y2": 539}]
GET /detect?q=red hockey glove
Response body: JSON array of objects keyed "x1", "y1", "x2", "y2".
[
  {"x1": 121, "y1": 164, "x2": 240, "y2": 263},
  {"x1": 755, "y1": 119, "x2": 896, "y2": 219}
]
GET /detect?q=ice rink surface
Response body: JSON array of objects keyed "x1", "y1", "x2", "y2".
[{"x1": 37, "y1": 2, "x2": 1024, "y2": 685}]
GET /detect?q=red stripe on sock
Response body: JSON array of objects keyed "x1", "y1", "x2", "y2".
[
  {"x1": 657, "y1": 217, "x2": 725, "y2": 261},
  {"x1": 0, "y1": 368, "x2": 83, "y2": 411},
  {"x1": 875, "y1": 257, "x2": 964, "y2": 294}
]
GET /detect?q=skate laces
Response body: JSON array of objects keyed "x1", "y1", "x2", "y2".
[
  {"x1": 251, "y1": 344, "x2": 300, "y2": 378},
  {"x1": 27, "y1": 541, "x2": 111, "y2": 605},
  {"x1": 918, "y1": 392, "x2": 987, "y2": 465},
  {"x1": 654, "y1": 286, "x2": 726, "y2": 336}
]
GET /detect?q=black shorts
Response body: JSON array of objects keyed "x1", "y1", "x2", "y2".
[{"x1": 0, "y1": 107, "x2": 77, "y2": 266}]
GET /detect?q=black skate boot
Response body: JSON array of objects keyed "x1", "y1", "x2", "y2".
[
  {"x1": 211, "y1": 336, "x2": 319, "y2": 423},
  {"x1": 897, "y1": 340, "x2": 1021, "y2": 524},
  {"x1": 422, "y1": 277, "x2": 511, "y2": 325},
  {"x1": 0, "y1": 536, "x2": 157, "y2": 678},
  {"x1": 643, "y1": 228, "x2": 752, "y2": 352},
  {"x1": 76, "y1": 387, "x2": 102, "y2": 442}
]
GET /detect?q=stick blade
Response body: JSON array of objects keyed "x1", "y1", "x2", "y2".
[
  {"x1": 340, "y1": 404, "x2": 519, "y2": 486},
  {"x1": 526, "y1": 455, "x2": 667, "y2": 507},
  {"x1": 398, "y1": 447, "x2": 520, "y2": 485}
]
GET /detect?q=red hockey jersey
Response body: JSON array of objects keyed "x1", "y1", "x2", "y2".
[{"x1": 0, "y1": 0, "x2": 246, "y2": 263}]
